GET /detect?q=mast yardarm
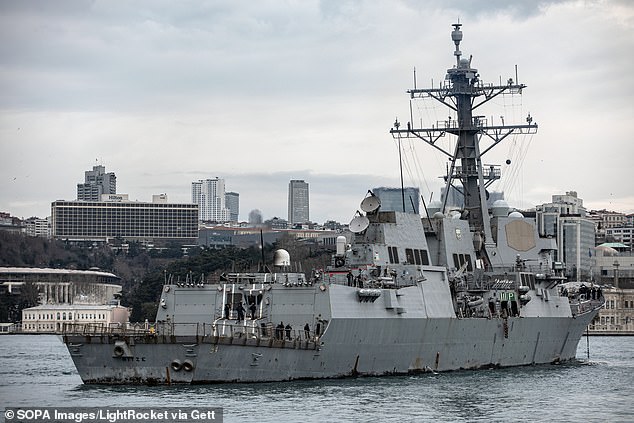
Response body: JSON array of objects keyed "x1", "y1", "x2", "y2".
[{"x1": 390, "y1": 23, "x2": 538, "y2": 263}]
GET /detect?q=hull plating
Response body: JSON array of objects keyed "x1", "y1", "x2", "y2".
[{"x1": 65, "y1": 310, "x2": 598, "y2": 384}]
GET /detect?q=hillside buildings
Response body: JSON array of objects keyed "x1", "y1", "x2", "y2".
[
  {"x1": 23, "y1": 216, "x2": 51, "y2": 238},
  {"x1": 51, "y1": 194, "x2": 198, "y2": 246},
  {"x1": 226, "y1": 192, "x2": 240, "y2": 221},
  {"x1": 288, "y1": 180, "x2": 309, "y2": 225},
  {"x1": 77, "y1": 165, "x2": 116, "y2": 201},
  {"x1": 192, "y1": 178, "x2": 233, "y2": 222}
]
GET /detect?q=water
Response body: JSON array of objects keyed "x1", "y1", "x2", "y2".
[{"x1": 1, "y1": 335, "x2": 632, "y2": 422}]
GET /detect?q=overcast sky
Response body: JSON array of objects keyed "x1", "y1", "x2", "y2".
[{"x1": 1, "y1": 0, "x2": 632, "y2": 223}]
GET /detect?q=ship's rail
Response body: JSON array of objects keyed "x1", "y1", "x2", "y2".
[
  {"x1": 569, "y1": 298, "x2": 605, "y2": 317},
  {"x1": 61, "y1": 321, "x2": 320, "y2": 349}
]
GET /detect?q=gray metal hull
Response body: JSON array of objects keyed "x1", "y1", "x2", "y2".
[{"x1": 64, "y1": 310, "x2": 597, "y2": 384}]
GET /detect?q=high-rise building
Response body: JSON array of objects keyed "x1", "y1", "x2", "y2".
[
  {"x1": 192, "y1": 178, "x2": 231, "y2": 222},
  {"x1": 288, "y1": 180, "x2": 309, "y2": 224},
  {"x1": 77, "y1": 165, "x2": 116, "y2": 201},
  {"x1": 225, "y1": 192, "x2": 240, "y2": 222},
  {"x1": 536, "y1": 191, "x2": 595, "y2": 280},
  {"x1": 372, "y1": 187, "x2": 420, "y2": 214}
]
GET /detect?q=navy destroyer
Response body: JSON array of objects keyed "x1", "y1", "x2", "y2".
[{"x1": 63, "y1": 24, "x2": 603, "y2": 384}]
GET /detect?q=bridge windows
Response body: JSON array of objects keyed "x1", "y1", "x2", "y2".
[
  {"x1": 452, "y1": 253, "x2": 473, "y2": 271},
  {"x1": 388, "y1": 246, "x2": 399, "y2": 264}
]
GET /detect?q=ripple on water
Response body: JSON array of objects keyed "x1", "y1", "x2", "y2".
[{"x1": 1, "y1": 335, "x2": 633, "y2": 423}]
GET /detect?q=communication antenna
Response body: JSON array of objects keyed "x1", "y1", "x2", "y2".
[
  {"x1": 349, "y1": 212, "x2": 370, "y2": 233},
  {"x1": 360, "y1": 191, "x2": 381, "y2": 213}
]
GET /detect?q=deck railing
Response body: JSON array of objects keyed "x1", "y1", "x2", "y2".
[{"x1": 62, "y1": 320, "x2": 319, "y2": 347}]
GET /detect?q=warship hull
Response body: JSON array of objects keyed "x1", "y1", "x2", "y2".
[{"x1": 64, "y1": 284, "x2": 601, "y2": 384}]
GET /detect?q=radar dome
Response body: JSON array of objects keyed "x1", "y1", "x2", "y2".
[
  {"x1": 336, "y1": 236, "x2": 347, "y2": 256},
  {"x1": 432, "y1": 211, "x2": 445, "y2": 220},
  {"x1": 449, "y1": 210, "x2": 461, "y2": 219},
  {"x1": 273, "y1": 249, "x2": 291, "y2": 266},
  {"x1": 508, "y1": 211, "x2": 524, "y2": 218}
]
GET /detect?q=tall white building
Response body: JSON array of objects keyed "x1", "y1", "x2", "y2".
[
  {"x1": 77, "y1": 165, "x2": 116, "y2": 201},
  {"x1": 288, "y1": 180, "x2": 309, "y2": 225},
  {"x1": 192, "y1": 178, "x2": 231, "y2": 222}
]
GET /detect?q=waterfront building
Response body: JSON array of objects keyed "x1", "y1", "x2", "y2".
[
  {"x1": 373, "y1": 187, "x2": 420, "y2": 214},
  {"x1": 77, "y1": 165, "x2": 116, "y2": 201},
  {"x1": 589, "y1": 287, "x2": 634, "y2": 335},
  {"x1": 587, "y1": 245, "x2": 634, "y2": 335},
  {"x1": 51, "y1": 196, "x2": 198, "y2": 246},
  {"x1": 225, "y1": 192, "x2": 240, "y2": 222},
  {"x1": 21, "y1": 302, "x2": 129, "y2": 333},
  {"x1": 0, "y1": 267, "x2": 122, "y2": 304},
  {"x1": 192, "y1": 178, "x2": 231, "y2": 222},
  {"x1": 288, "y1": 180, "x2": 309, "y2": 224},
  {"x1": 1, "y1": 267, "x2": 124, "y2": 328}
]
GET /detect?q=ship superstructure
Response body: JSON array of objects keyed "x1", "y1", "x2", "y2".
[{"x1": 62, "y1": 24, "x2": 603, "y2": 384}]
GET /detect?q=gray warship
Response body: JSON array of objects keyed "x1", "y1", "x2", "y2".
[{"x1": 63, "y1": 23, "x2": 604, "y2": 384}]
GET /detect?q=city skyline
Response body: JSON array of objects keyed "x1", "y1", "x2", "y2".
[
  {"x1": 1, "y1": 1, "x2": 633, "y2": 222},
  {"x1": 2, "y1": 166, "x2": 633, "y2": 225}
]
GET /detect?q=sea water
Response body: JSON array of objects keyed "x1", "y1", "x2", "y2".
[{"x1": 0, "y1": 335, "x2": 632, "y2": 422}]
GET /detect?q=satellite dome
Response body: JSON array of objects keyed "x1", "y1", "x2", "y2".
[
  {"x1": 432, "y1": 211, "x2": 445, "y2": 220},
  {"x1": 508, "y1": 211, "x2": 524, "y2": 218},
  {"x1": 273, "y1": 249, "x2": 291, "y2": 266}
]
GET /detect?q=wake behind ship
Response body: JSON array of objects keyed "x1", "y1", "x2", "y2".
[{"x1": 63, "y1": 23, "x2": 603, "y2": 384}]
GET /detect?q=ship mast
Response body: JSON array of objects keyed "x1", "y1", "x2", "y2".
[{"x1": 391, "y1": 23, "x2": 538, "y2": 263}]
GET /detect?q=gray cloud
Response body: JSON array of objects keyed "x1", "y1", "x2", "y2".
[{"x1": 0, "y1": 0, "x2": 632, "y2": 222}]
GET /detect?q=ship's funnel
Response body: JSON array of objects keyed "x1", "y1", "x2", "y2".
[{"x1": 273, "y1": 249, "x2": 291, "y2": 267}]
